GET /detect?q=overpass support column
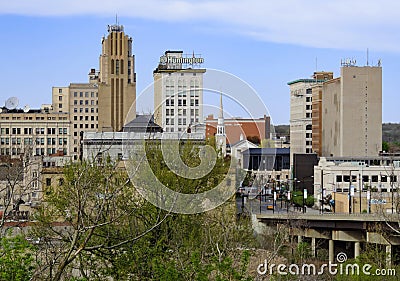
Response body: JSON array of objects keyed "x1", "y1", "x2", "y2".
[
  {"x1": 311, "y1": 237, "x2": 316, "y2": 258},
  {"x1": 386, "y1": 245, "x2": 392, "y2": 267},
  {"x1": 329, "y1": 240, "x2": 334, "y2": 263},
  {"x1": 354, "y1": 242, "x2": 360, "y2": 259}
]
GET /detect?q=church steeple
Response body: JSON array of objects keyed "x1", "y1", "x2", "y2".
[{"x1": 216, "y1": 92, "x2": 226, "y2": 157}]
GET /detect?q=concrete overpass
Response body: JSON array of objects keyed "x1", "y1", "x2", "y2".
[{"x1": 255, "y1": 213, "x2": 400, "y2": 266}]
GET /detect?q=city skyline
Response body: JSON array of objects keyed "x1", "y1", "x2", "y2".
[{"x1": 1, "y1": 1, "x2": 400, "y2": 125}]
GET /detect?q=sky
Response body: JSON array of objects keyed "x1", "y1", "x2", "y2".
[{"x1": 0, "y1": 0, "x2": 400, "y2": 125}]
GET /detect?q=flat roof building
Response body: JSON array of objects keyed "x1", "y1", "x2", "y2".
[{"x1": 153, "y1": 51, "x2": 206, "y2": 133}]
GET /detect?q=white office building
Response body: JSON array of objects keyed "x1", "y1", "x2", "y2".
[{"x1": 153, "y1": 51, "x2": 206, "y2": 133}]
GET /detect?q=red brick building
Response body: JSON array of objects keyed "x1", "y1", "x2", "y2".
[{"x1": 205, "y1": 115, "x2": 270, "y2": 145}]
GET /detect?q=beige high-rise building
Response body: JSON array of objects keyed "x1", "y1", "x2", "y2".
[
  {"x1": 153, "y1": 51, "x2": 205, "y2": 133},
  {"x1": 321, "y1": 65, "x2": 382, "y2": 157},
  {"x1": 52, "y1": 69, "x2": 99, "y2": 160},
  {"x1": 98, "y1": 24, "x2": 136, "y2": 132},
  {"x1": 288, "y1": 72, "x2": 333, "y2": 164}
]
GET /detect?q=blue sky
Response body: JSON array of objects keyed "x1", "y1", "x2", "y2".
[{"x1": 1, "y1": 0, "x2": 400, "y2": 125}]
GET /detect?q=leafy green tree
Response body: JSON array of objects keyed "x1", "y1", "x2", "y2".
[
  {"x1": 0, "y1": 234, "x2": 35, "y2": 281},
  {"x1": 382, "y1": 141, "x2": 390, "y2": 152},
  {"x1": 30, "y1": 141, "x2": 255, "y2": 280},
  {"x1": 31, "y1": 158, "x2": 169, "y2": 280}
]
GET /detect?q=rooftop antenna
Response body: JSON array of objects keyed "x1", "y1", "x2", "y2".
[
  {"x1": 367, "y1": 48, "x2": 369, "y2": 66},
  {"x1": 116, "y1": 14, "x2": 118, "y2": 25},
  {"x1": 315, "y1": 57, "x2": 318, "y2": 72}
]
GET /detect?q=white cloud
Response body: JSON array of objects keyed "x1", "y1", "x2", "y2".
[{"x1": 2, "y1": 0, "x2": 400, "y2": 51}]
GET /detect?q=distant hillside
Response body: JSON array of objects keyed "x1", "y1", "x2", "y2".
[
  {"x1": 272, "y1": 125, "x2": 290, "y2": 138},
  {"x1": 272, "y1": 123, "x2": 400, "y2": 144},
  {"x1": 382, "y1": 123, "x2": 400, "y2": 143}
]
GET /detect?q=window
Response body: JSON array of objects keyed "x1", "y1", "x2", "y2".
[
  {"x1": 390, "y1": 175, "x2": 397, "y2": 182},
  {"x1": 58, "y1": 88, "x2": 62, "y2": 93},
  {"x1": 306, "y1": 104, "x2": 311, "y2": 110},
  {"x1": 74, "y1": 92, "x2": 77, "y2": 97},
  {"x1": 362, "y1": 175, "x2": 369, "y2": 182},
  {"x1": 59, "y1": 95, "x2": 62, "y2": 101},
  {"x1": 46, "y1": 178, "x2": 51, "y2": 186},
  {"x1": 371, "y1": 175, "x2": 378, "y2": 182},
  {"x1": 306, "y1": 97, "x2": 312, "y2": 102},
  {"x1": 381, "y1": 175, "x2": 388, "y2": 182},
  {"x1": 336, "y1": 175, "x2": 342, "y2": 182}
]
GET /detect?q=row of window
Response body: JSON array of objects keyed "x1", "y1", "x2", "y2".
[
  {"x1": 73, "y1": 116, "x2": 97, "y2": 121},
  {"x1": 0, "y1": 147, "x2": 68, "y2": 156},
  {"x1": 0, "y1": 137, "x2": 68, "y2": 146},
  {"x1": 165, "y1": 90, "x2": 201, "y2": 97},
  {"x1": 74, "y1": 107, "x2": 98, "y2": 113},
  {"x1": 0, "y1": 127, "x2": 68, "y2": 135},
  {"x1": 336, "y1": 174, "x2": 397, "y2": 183},
  {"x1": 165, "y1": 99, "x2": 200, "y2": 107},
  {"x1": 73, "y1": 124, "x2": 97, "y2": 129},
  {"x1": 73, "y1": 100, "x2": 98, "y2": 106},
  {"x1": 73, "y1": 91, "x2": 98, "y2": 98},
  {"x1": 165, "y1": 118, "x2": 200, "y2": 126},
  {"x1": 0, "y1": 116, "x2": 68, "y2": 121},
  {"x1": 164, "y1": 127, "x2": 192, "y2": 132},
  {"x1": 165, "y1": 109, "x2": 199, "y2": 117}
]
